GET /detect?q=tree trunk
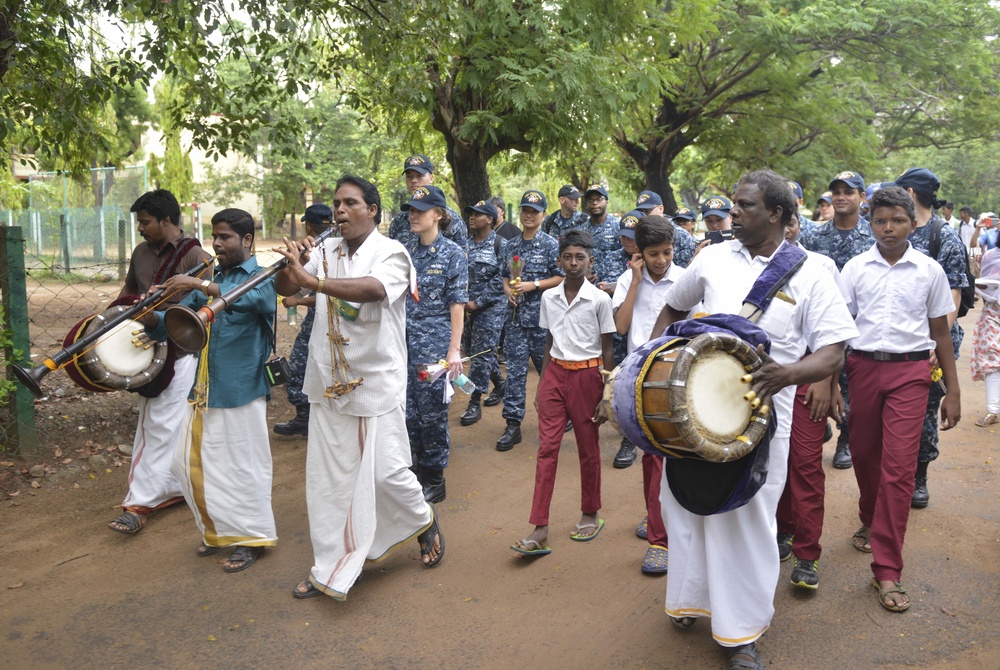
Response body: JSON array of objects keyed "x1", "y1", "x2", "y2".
[
  {"x1": 444, "y1": 138, "x2": 492, "y2": 213},
  {"x1": 643, "y1": 147, "x2": 678, "y2": 213}
]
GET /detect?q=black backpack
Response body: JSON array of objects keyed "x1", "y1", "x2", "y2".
[{"x1": 929, "y1": 219, "x2": 976, "y2": 317}]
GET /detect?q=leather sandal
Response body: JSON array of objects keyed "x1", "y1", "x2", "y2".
[
  {"x1": 872, "y1": 578, "x2": 910, "y2": 612},
  {"x1": 975, "y1": 413, "x2": 999, "y2": 427},
  {"x1": 108, "y1": 511, "x2": 145, "y2": 535},
  {"x1": 852, "y1": 526, "x2": 872, "y2": 553},
  {"x1": 222, "y1": 546, "x2": 264, "y2": 573},
  {"x1": 418, "y1": 503, "x2": 445, "y2": 568}
]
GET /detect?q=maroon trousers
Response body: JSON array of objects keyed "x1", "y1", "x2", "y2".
[
  {"x1": 847, "y1": 354, "x2": 930, "y2": 582},
  {"x1": 530, "y1": 364, "x2": 603, "y2": 527},
  {"x1": 776, "y1": 383, "x2": 827, "y2": 561},
  {"x1": 642, "y1": 452, "x2": 667, "y2": 548}
]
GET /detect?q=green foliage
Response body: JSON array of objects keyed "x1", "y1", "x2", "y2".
[{"x1": 0, "y1": 305, "x2": 18, "y2": 405}]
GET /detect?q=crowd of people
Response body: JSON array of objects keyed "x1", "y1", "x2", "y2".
[{"x1": 98, "y1": 154, "x2": 997, "y2": 669}]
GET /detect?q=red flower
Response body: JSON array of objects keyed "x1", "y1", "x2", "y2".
[
  {"x1": 417, "y1": 369, "x2": 430, "y2": 381},
  {"x1": 512, "y1": 255, "x2": 520, "y2": 262}
]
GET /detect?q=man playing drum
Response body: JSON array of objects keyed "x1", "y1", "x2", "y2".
[
  {"x1": 650, "y1": 170, "x2": 857, "y2": 670},
  {"x1": 108, "y1": 189, "x2": 212, "y2": 535}
]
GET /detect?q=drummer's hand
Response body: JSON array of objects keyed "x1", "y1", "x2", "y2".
[
  {"x1": 592, "y1": 400, "x2": 608, "y2": 426},
  {"x1": 750, "y1": 344, "x2": 793, "y2": 400}
]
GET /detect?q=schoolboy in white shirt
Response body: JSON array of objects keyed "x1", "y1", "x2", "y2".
[
  {"x1": 510, "y1": 229, "x2": 616, "y2": 556},
  {"x1": 611, "y1": 215, "x2": 684, "y2": 575},
  {"x1": 840, "y1": 186, "x2": 961, "y2": 613}
]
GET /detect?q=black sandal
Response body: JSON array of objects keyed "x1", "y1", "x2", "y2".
[
  {"x1": 292, "y1": 579, "x2": 323, "y2": 599},
  {"x1": 108, "y1": 511, "x2": 145, "y2": 535},
  {"x1": 727, "y1": 642, "x2": 764, "y2": 670},
  {"x1": 223, "y1": 546, "x2": 264, "y2": 573},
  {"x1": 417, "y1": 503, "x2": 445, "y2": 568},
  {"x1": 195, "y1": 542, "x2": 219, "y2": 557}
]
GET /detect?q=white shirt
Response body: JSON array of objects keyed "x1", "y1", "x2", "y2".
[
  {"x1": 539, "y1": 279, "x2": 616, "y2": 361},
  {"x1": 302, "y1": 231, "x2": 415, "y2": 417},
  {"x1": 840, "y1": 242, "x2": 955, "y2": 354},
  {"x1": 959, "y1": 220, "x2": 977, "y2": 249},
  {"x1": 664, "y1": 240, "x2": 858, "y2": 437},
  {"x1": 612, "y1": 262, "x2": 685, "y2": 353}
]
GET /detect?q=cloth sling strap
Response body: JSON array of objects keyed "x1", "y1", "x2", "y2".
[
  {"x1": 661, "y1": 242, "x2": 807, "y2": 516},
  {"x1": 117, "y1": 236, "x2": 206, "y2": 398}
]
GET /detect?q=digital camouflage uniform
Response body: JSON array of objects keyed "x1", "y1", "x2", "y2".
[
  {"x1": 543, "y1": 210, "x2": 589, "y2": 239},
  {"x1": 389, "y1": 206, "x2": 469, "y2": 250},
  {"x1": 285, "y1": 299, "x2": 315, "y2": 408},
  {"x1": 800, "y1": 218, "x2": 876, "y2": 450},
  {"x1": 466, "y1": 230, "x2": 508, "y2": 394},
  {"x1": 584, "y1": 214, "x2": 623, "y2": 286},
  {"x1": 909, "y1": 217, "x2": 968, "y2": 464},
  {"x1": 500, "y1": 231, "x2": 562, "y2": 423},
  {"x1": 671, "y1": 223, "x2": 698, "y2": 269},
  {"x1": 405, "y1": 233, "x2": 469, "y2": 471}
]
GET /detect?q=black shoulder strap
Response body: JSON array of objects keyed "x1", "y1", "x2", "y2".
[
  {"x1": 493, "y1": 231, "x2": 502, "y2": 256},
  {"x1": 929, "y1": 219, "x2": 945, "y2": 261}
]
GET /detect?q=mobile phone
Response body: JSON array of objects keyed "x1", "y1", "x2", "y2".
[{"x1": 705, "y1": 229, "x2": 734, "y2": 245}]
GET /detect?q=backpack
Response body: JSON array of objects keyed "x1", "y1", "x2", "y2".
[{"x1": 929, "y1": 219, "x2": 976, "y2": 318}]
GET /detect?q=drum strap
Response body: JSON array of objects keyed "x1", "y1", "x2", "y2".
[{"x1": 738, "y1": 243, "x2": 807, "y2": 323}]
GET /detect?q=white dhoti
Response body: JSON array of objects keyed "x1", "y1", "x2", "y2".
[
  {"x1": 306, "y1": 402, "x2": 433, "y2": 600},
  {"x1": 661, "y1": 434, "x2": 790, "y2": 647},
  {"x1": 172, "y1": 397, "x2": 277, "y2": 548},
  {"x1": 121, "y1": 354, "x2": 197, "y2": 514}
]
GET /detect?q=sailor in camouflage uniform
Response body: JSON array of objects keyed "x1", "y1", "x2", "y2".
[
  {"x1": 800, "y1": 170, "x2": 875, "y2": 470},
  {"x1": 273, "y1": 205, "x2": 332, "y2": 437},
  {"x1": 633, "y1": 190, "x2": 698, "y2": 269},
  {"x1": 459, "y1": 199, "x2": 508, "y2": 427},
  {"x1": 582, "y1": 186, "x2": 623, "y2": 287},
  {"x1": 388, "y1": 154, "x2": 468, "y2": 249},
  {"x1": 672, "y1": 208, "x2": 698, "y2": 255},
  {"x1": 893, "y1": 168, "x2": 968, "y2": 509},
  {"x1": 542, "y1": 184, "x2": 589, "y2": 238},
  {"x1": 495, "y1": 190, "x2": 564, "y2": 451},
  {"x1": 789, "y1": 181, "x2": 817, "y2": 238},
  {"x1": 403, "y1": 185, "x2": 469, "y2": 504}
]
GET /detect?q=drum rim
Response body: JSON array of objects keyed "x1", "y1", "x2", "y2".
[{"x1": 64, "y1": 305, "x2": 168, "y2": 393}]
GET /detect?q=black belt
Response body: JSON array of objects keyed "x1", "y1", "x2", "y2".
[{"x1": 851, "y1": 350, "x2": 930, "y2": 362}]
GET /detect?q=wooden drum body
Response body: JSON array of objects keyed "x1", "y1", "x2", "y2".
[
  {"x1": 606, "y1": 332, "x2": 771, "y2": 462},
  {"x1": 63, "y1": 305, "x2": 167, "y2": 393}
]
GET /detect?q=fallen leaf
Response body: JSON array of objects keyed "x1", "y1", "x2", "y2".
[
  {"x1": 7, "y1": 582, "x2": 23, "y2": 589},
  {"x1": 30, "y1": 481, "x2": 40, "y2": 489},
  {"x1": 54, "y1": 448, "x2": 63, "y2": 458},
  {"x1": 61, "y1": 458, "x2": 73, "y2": 464},
  {"x1": 73, "y1": 484, "x2": 80, "y2": 489},
  {"x1": 0, "y1": 461, "x2": 14, "y2": 467},
  {"x1": 8, "y1": 491, "x2": 19, "y2": 497},
  {"x1": 207, "y1": 635, "x2": 216, "y2": 642}
]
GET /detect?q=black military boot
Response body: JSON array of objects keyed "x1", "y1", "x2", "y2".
[
  {"x1": 422, "y1": 469, "x2": 446, "y2": 504},
  {"x1": 911, "y1": 461, "x2": 930, "y2": 509},
  {"x1": 483, "y1": 374, "x2": 506, "y2": 407},
  {"x1": 273, "y1": 404, "x2": 309, "y2": 436},
  {"x1": 496, "y1": 420, "x2": 522, "y2": 451},
  {"x1": 613, "y1": 438, "x2": 636, "y2": 469},
  {"x1": 460, "y1": 392, "x2": 483, "y2": 426},
  {"x1": 832, "y1": 441, "x2": 852, "y2": 469}
]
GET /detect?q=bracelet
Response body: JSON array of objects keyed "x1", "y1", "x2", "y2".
[
  {"x1": 316, "y1": 277, "x2": 325, "y2": 294},
  {"x1": 200, "y1": 279, "x2": 211, "y2": 295}
]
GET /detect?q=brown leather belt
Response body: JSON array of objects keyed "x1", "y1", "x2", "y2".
[{"x1": 552, "y1": 357, "x2": 603, "y2": 371}]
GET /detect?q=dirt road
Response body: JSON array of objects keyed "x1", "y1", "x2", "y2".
[{"x1": 2, "y1": 321, "x2": 999, "y2": 669}]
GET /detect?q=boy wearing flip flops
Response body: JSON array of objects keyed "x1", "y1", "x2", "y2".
[
  {"x1": 610, "y1": 215, "x2": 683, "y2": 574},
  {"x1": 511, "y1": 229, "x2": 616, "y2": 556},
  {"x1": 840, "y1": 186, "x2": 961, "y2": 612}
]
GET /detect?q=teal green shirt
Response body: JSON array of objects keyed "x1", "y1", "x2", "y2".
[{"x1": 149, "y1": 256, "x2": 276, "y2": 408}]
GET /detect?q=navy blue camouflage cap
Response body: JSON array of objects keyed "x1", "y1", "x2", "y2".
[
  {"x1": 401, "y1": 154, "x2": 433, "y2": 175},
  {"x1": 464, "y1": 199, "x2": 498, "y2": 220},
  {"x1": 558, "y1": 184, "x2": 583, "y2": 199},
  {"x1": 890, "y1": 167, "x2": 940, "y2": 197},
  {"x1": 788, "y1": 181, "x2": 803, "y2": 200},
  {"x1": 828, "y1": 170, "x2": 865, "y2": 191},
  {"x1": 619, "y1": 209, "x2": 642, "y2": 239},
  {"x1": 817, "y1": 191, "x2": 833, "y2": 205},
  {"x1": 584, "y1": 185, "x2": 609, "y2": 200},
  {"x1": 302, "y1": 203, "x2": 333, "y2": 225},
  {"x1": 865, "y1": 182, "x2": 883, "y2": 200},
  {"x1": 520, "y1": 189, "x2": 548, "y2": 212},
  {"x1": 635, "y1": 190, "x2": 663, "y2": 211},
  {"x1": 672, "y1": 207, "x2": 696, "y2": 222},
  {"x1": 402, "y1": 185, "x2": 447, "y2": 211},
  {"x1": 701, "y1": 195, "x2": 732, "y2": 219}
]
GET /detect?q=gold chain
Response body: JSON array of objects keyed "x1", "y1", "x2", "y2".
[{"x1": 321, "y1": 242, "x2": 363, "y2": 397}]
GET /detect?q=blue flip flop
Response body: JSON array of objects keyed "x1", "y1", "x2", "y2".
[
  {"x1": 570, "y1": 518, "x2": 605, "y2": 542},
  {"x1": 510, "y1": 539, "x2": 552, "y2": 556}
]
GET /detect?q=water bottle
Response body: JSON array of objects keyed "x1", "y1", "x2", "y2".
[
  {"x1": 452, "y1": 373, "x2": 476, "y2": 394},
  {"x1": 286, "y1": 305, "x2": 298, "y2": 327}
]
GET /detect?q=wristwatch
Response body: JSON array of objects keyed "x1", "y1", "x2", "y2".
[
  {"x1": 533, "y1": 280, "x2": 540, "y2": 290},
  {"x1": 200, "y1": 279, "x2": 211, "y2": 295}
]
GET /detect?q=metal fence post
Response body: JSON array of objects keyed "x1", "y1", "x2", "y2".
[
  {"x1": 118, "y1": 218, "x2": 127, "y2": 281},
  {"x1": 0, "y1": 226, "x2": 38, "y2": 455},
  {"x1": 60, "y1": 213, "x2": 71, "y2": 274}
]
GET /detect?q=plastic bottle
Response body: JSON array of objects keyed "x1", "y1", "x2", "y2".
[
  {"x1": 286, "y1": 305, "x2": 298, "y2": 327},
  {"x1": 452, "y1": 373, "x2": 476, "y2": 394}
]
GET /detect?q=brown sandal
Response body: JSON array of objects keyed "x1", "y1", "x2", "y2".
[
  {"x1": 975, "y1": 413, "x2": 999, "y2": 427},
  {"x1": 852, "y1": 526, "x2": 872, "y2": 553}
]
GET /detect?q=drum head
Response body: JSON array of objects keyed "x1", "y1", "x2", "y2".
[
  {"x1": 64, "y1": 305, "x2": 167, "y2": 392},
  {"x1": 91, "y1": 318, "x2": 155, "y2": 376},
  {"x1": 687, "y1": 350, "x2": 753, "y2": 443}
]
